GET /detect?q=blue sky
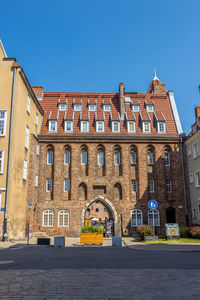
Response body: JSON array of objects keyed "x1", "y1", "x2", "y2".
[{"x1": 0, "y1": 0, "x2": 200, "y2": 134}]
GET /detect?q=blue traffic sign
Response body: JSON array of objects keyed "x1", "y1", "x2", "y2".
[{"x1": 148, "y1": 200, "x2": 158, "y2": 210}]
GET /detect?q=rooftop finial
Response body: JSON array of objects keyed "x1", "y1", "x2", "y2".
[{"x1": 153, "y1": 68, "x2": 159, "y2": 81}]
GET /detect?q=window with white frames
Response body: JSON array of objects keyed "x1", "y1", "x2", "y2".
[
  {"x1": 35, "y1": 174, "x2": 38, "y2": 187},
  {"x1": 131, "y1": 209, "x2": 142, "y2": 227},
  {"x1": 58, "y1": 210, "x2": 69, "y2": 227},
  {"x1": 47, "y1": 151, "x2": 53, "y2": 164},
  {"x1": 74, "y1": 104, "x2": 81, "y2": 111},
  {"x1": 81, "y1": 151, "x2": 87, "y2": 164},
  {"x1": 35, "y1": 112, "x2": 38, "y2": 126},
  {"x1": 112, "y1": 121, "x2": 120, "y2": 133},
  {"x1": 23, "y1": 160, "x2": 27, "y2": 180},
  {"x1": 81, "y1": 121, "x2": 89, "y2": 132},
  {"x1": 187, "y1": 145, "x2": 191, "y2": 156},
  {"x1": 195, "y1": 171, "x2": 200, "y2": 187},
  {"x1": 64, "y1": 151, "x2": 70, "y2": 164},
  {"x1": 146, "y1": 105, "x2": 154, "y2": 112},
  {"x1": 36, "y1": 144, "x2": 39, "y2": 156},
  {"x1": 149, "y1": 179, "x2": 154, "y2": 193},
  {"x1": 46, "y1": 178, "x2": 52, "y2": 192},
  {"x1": 131, "y1": 179, "x2": 137, "y2": 193},
  {"x1": 128, "y1": 121, "x2": 136, "y2": 133},
  {"x1": 103, "y1": 105, "x2": 110, "y2": 112},
  {"x1": 147, "y1": 151, "x2": 153, "y2": 165},
  {"x1": 166, "y1": 180, "x2": 172, "y2": 192},
  {"x1": 0, "y1": 151, "x2": 5, "y2": 174},
  {"x1": 88, "y1": 105, "x2": 96, "y2": 111},
  {"x1": 114, "y1": 152, "x2": 120, "y2": 165},
  {"x1": 96, "y1": 121, "x2": 104, "y2": 132},
  {"x1": 193, "y1": 142, "x2": 199, "y2": 158},
  {"x1": 130, "y1": 151, "x2": 136, "y2": 165},
  {"x1": 65, "y1": 121, "x2": 73, "y2": 133},
  {"x1": 0, "y1": 111, "x2": 7, "y2": 136},
  {"x1": 190, "y1": 173, "x2": 194, "y2": 183},
  {"x1": 58, "y1": 104, "x2": 67, "y2": 111},
  {"x1": 25, "y1": 125, "x2": 29, "y2": 149},
  {"x1": 43, "y1": 209, "x2": 53, "y2": 227},
  {"x1": 27, "y1": 93, "x2": 30, "y2": 114},
  {"x1": 64, "y1": 178, "x2": 70, "y2": 191},
  {"x1": 49, "y1": 120, "x2": 57, "y2": 132},
  {"x1": 132, "y1": 105, "x2": 139, "y2": 112},
  {"x1": 148, "y1": 209, "x2": 160, "y2": 226},
  {"x1": 164, "y1": 151, "x2": 170, "y2": 166},
  {"x1": 97, "y1": 151, "x2": 104, "y2": 165},
  {"x1": 158, "y1": 122, "x2": 166, "y2": 133},
  {"x1": 143, "y1": 122, "x2": 151, "y2": 133}
]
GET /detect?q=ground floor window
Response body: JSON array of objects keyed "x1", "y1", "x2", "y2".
[
  {"x1": 43, "y1": 209, "x2": 54, "y2": 227},
  {"x1": 58, "y1": 210, "x2": 69, "y2": 227},
  {"x1": 148, "y1": 209, "x2": 160, "y2": 226},
  {"x1": 131, "y1": 209, "x2": 142, "y2": 227}
]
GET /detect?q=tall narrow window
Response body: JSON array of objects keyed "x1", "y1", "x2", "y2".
[
  {"x1": 0, "y1": 150, "x2": 5, "y2": 174},
  {"x1": 81, "y1": 151, "x2": 87, "y2": 164},
  {"x1": 58, "y1": 210, "x2": 69, "y2": 227},
  {"x1": 49, "y1": 120, "x2": 57, "y2": 132},
  {"x1": 23, "y1": 159, "x2": 27, "y2": 180},
  {"x1": 25, "y1": 125, "x2": 29, "y2": 149},
  {"x1": 166, "y1": 180, "x2": 172, "y2": 193},
  {"x1": 130, "y1": 151, "x2": 136, "y2": 165},
  {"x1": 64, "y1": 178, "x2": 70, "y2": 191},
  {"x1": 43, "y1": 210, "x2": 54, "y2": 227},
  {"x1": 35, "y1": 174, "x2": 38, "y2": 187},
  {"x1": 165, "y1": 150, "x2": 170, "y2": 166},
  {"x1": 27, "y1": 93, "x2": 30, "y2": 114},
  {"x1": 0, "y1": 111, "x2": 7, "y2": 136},
  {"x1": 148, "y1": 209, "x2": 160, "y2": 226},
  {"x1": 131, "y1": 209, "x2": 142, "y2": 227},
  {"x1": 149, "y1": 179, "x2": 154, "y2": 193},
  {"x1": 64, "y1": 151, "x2": 70, "y2": 164},
  {"x1": 46, "y1": 178, "x2": 53, "y2": 192},
  {"x1": 131, "y1": 179, "x2": 137, "y2": 193},
  {"x1": 47, "y1": 151, "x2": 53, "y2": 164},
  {"x1": 114, "y1": 152, "x2": 120, "y2": 165},
  {"x1": 97, "y1": 151, "x2": 104, "y2": 165},
  {"x1": 35, "y1": 112, "x2": 38, "y2": 126},
  {"x1": 36, "y1": 144, "x2": 40, "y2": 156},
  {"x1": 147, "y1": 151, "x2": 153, "y2": 165}
]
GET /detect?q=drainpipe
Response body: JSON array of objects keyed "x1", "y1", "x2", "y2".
[
  {"x1": 3, "y1": 64, "x2": 17, "y2": 241},
  {"x1": 180, "y1": 133, "x2": 188, "y2": 226}
]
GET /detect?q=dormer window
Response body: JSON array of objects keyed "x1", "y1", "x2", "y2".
[
  {"x1": 103, "y1": 105, "x2": 111, "y2": 112},
  {"x1": 81, "y1": 121, "x2": 89, "y2": 132},
  {"x1": 74, "y1": 104, "x2": 81, "y2": 111},
  {"x1": 146, "y1": 105, "x2": 154, "y2": 112},
  {"x1": 96, "y1": 121, "x2": 104, "y2": 132},
  {"x1": 49, "y1": 120, "x2": 57, "y2": 132},
  {"x1": 64, "y1": 121, "x2": 73, "y2": 133},
  {"x1": 143, "y1": 122, "x2": 151, "y2": 133},
  {"x1": 127, "y1": 121, "x2": 136, "y2": 133},
  {"x1": 112, "y1": 121, "x2": 120, "y2": 133},
  {"x1": 58, "y1": 104, "x2": 67, "y2": 111},
  {"x1": 88, "y1": 105, "x2": 96, "y2": 111},
  {"x1": 157, "y1": 122, "x2": 166, "y2": 133},
  {"x1": 132, "y1": 105, "x2": 140, "y2": 112}
]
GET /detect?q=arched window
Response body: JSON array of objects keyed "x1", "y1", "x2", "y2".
[
  {"x1": 164, "y1": 146, "x2": 171, "y2": 166},
  {"x1": 114, "y1": 145, "x2": 121, "y2": 166},
  {"x1": 58, "y1": 210, "x2": 69, "y2": 227},
  {"x1": 47, "y1": 145, "x2": 54, "y2": 164},
  {"x1": 97, "y1": 144, "x2": 105, "y2": 165},
  {"x1": 64, "y1": 145, "x2": 71, "y2": 165},
  {"x1": 79, "y1": 183, "x2": 87, "y2": 200},
  {"x1": 81, "y1": 145, "x2": 88, "y2": 165},
  {"x1": 113, "y1": 183, "x2": 122, "y2": 200},
  {"x1": 131, "y1": 209, "x2": 143, "y2": 227},
  {"x1": 43, "y1": 209, "x2": 54, "y2": 227},
  {"x1": 130, "y1": 145, "x2": 137, "y2": 165},
  {"x1": 147, "y1": 146, "x2": 154, "y2": 165},
  {"x1": 148, "y1": 209, "x2": 160, "y2": 226}
]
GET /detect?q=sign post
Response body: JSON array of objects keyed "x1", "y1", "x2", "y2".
[
  {"x1": 148, "y1": 200, "x2": 158, "y2": 242},
  {"x1": 27, "y1": 199, "x2": 32, "y2": 245}
]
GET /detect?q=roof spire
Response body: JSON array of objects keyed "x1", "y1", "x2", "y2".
[{"x1": 153, "y1": 68, "x2": 159, "y2": 81}]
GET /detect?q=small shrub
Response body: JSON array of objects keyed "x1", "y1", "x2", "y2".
[
  {"x1": 179, "y1": 227, "x2": 190, "y2": 238},
  {"x1": 81, "y1": 226, "x2": 105, "y2": 233},
  {"x1": 189, "y1": 226, "x2": 200, "y2": 239},
  {"x1": 137, "y1": 225, "x2": 154, "y2": 240}
]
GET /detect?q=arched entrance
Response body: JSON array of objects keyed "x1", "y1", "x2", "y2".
[
  {"x1": 166, "y1": 207, "x2": 176, "y2": 223},
  {"x1": 81, "y1": 196, "x2": 119, "y2": 236}
]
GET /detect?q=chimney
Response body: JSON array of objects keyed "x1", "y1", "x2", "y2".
[
  {"x1": 195, "y1": 106, "x2": 200, "y2": 119},
  {"x1": 119, "y1": 82, "x2": 125, "y2": 119},
  {"x1": 32, "y1": 86, "x2": 43, "y2": 101}
]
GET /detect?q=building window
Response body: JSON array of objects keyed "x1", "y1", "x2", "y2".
[
  {"x1": 36, "y1": 144, "x2": 39, "y2": 156},
  {"x1": 130, "y1": 151, "x2": 136, "y2": 165},
  {"x1": 46, "y1": 178, "x2": 53, "y2": 192},
  {"x1": 64, "y1": 151, "x2": 70, "y2": 164},
  {"x1": 112, "y1": 121, "x2": 120, "y2": 133},
  {"x1": 58, "y1": 210, "x2": 69, "y2": 227},
  {"x1": 96, "y1": 208, "x2": 99, "y2": 212},
  {"x1": 132, "y1": 105, "x2": 139, "y2": 112},
  {"x1": 192, "y1": 208, "x2": 196, "y2": 219},
  {"x1": 74, "y1": 104, "x2": 81, "y2": 111},
  {"x1": 97, "y1": 151, "x2": 104, "y2": 165},
  {"x1": 143, "y1": 122, "x2": 151, "y2": 133},
  {"x1": 23, "y1": 159, "x2": 27, "y2": 180},
  {"x1": 114, "y1": 152, "x2": 120, "y2": 165},
  {"x1": 131, "y1": 179, "x2": 137, "y2": 193},
  {"x1": 131, "y1": 209, "x2": 142, "y2": 227},
  {"x1": 88, "y1": 105, "x2": 96, "y2": 111},
  {"x1": 65, "y1": 121, "x2": 73, "y2": 133},
  {"x1": 96, "y1": 121, "x2": 104, "y2": 133},
  {"x1": 166, "y1": 180, "x2": 172, "y2": 193},
  {"x1": 147, "y1": 151, "x2": 154, "y2": 165},
  {"x1": 193, "y1": 142, "x2": 199, "y2": 158},
  {"x1": 103, "y1": 105, "x2": 110, "y2": 112},
  {"x1": 27, "y1": 93, "x2": 30, "y2": 114},
  {"x1": 35, "y1": 112, "x2": 38, "y2": 126},
  {"x1": 187, "y1": 145, "x2": 191, "y2": 156},
  {"x1": 25, "y1": 125, "x2": 29, "y2": 149},
  {"x1": 81, "y1": 151, "x2": 87, "y2": 165},
  {"x1": 0, "y1": 111, "x2": 7, "y2": 136},
  {"x1": 64, "y1": 178, "x2": 70, "y2": 191},
  {"x1": 164, "y1": 151, "x2": 170, "y2": 166},
  {"x1": 148, "y1": 209, "x2": 160, "y2": 226},
  {"x1": 195, "y1": 171, "x2": 200, "y2": 188},
  {"x1": 35, "y1": 174, "x2": 38, "y2": 187},
  {"x1": 58, "y1": 104, "x2": 67, "y2": 111},
  {"x1": 47, "y1": 151, "x2": 53, "y2": 164},
  {"x1": 146, "y1": 105, "x2": 154, "y2": 112},
  {"x1": 81, "y1": 121, "x2": 89, "y2": 132},
  {"x1": 158, "y1": 122, "x2": 166, "y2": 133},
  {"x1": 189, "y1": 173, "x2": 194, "y2": 183},
  {"x1": 49, "y1": 120, "x2": 57, "y2": 132},
  {"x1": 149, "y1": 179, "x2": 154, "y2": 193},
  {"x1": 43, "y1": 209, "x2": 54, "y2": 227},
  {"x1": 127, "y1": 121, "x2": 136, "y2": 133},
  {"x1": 0, "y1": 150, "x2": 5, "y2": 174}
]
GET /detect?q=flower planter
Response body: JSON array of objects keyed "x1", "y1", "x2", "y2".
[{"x1": 80, "y1": 232, "x2": 103, "y2": 245}]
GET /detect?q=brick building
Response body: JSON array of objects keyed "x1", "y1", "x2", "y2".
[{"x1": 28, "y1": 74, "x2": 187, "y2": 238}]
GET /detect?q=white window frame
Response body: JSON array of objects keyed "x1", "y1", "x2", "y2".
[
  {"x1": 0, "y1": 111, "x2": 7, "y2": 136},
  {"x1": 112, "y1": 121, "x2": 120, "y2": 133},
  {"x1": 27, "y1": 93, "x2": 30, "y2": 114},
  {"x1": 132, "y1": 105, "x2": 140, "y2": 112},
  {"x1": 148, "y1": 151, "x2": 154, "y2": 165},
  {"x1": 97, "y1": 151, "x2": 104, "y2": 165},
  {"x1": 149, "y1": 179, "x2": 154, "y2": 193},
  {"x1": 189, "y1": 173, "x2": 194, "y2": 184},
  {"x1": 127, "y1": 121, "x2": 136, "y2": 133},
  {"x1": 64, "y1": 121, "x2": 73, "y2": 133},
  {"x1": 193, "y1": 142, "x2": 199, "y2": 159},
  {"x1": 23, "y1": 159, "x2": 27, "y2": 180},
  {"x1": 88, "y1": 105, "x2": 96, "y2": 112},
  {"x1": 47, "y1": 151, "x2": 53, "y2": 165},
  {"x1": 81, "y1": 121, "x2": 89, "y2": 133},
  {"x1": 96, "y1": 121, "x2": 104, "y2": 133},
  {"x1": 58, "y1": 210, "x2": 69, "y2": 227},
  {"x1": 103, "y1": 105, "x2": 111, "y2": 112},
  {"x1": 48, "y1": 120, "x2": 57, "y2": 133},
  {"x1": 187, "y1": 145, "x2": 191, "y2": 156},
  {"x1": 130, "y1": 151, "x2": 136, "y2": 165},
  {"x1": 0, "y1": 150, "x2": 5, "y2": 174},
  {"x1": 58, "y1": 104, "x2": 67, "y2": 111},
  {"x1": 143, "y1": 122, "x2": 151, "y2": 133},
  {"x1": 131, "y1": 179, "x2": 137, "y2": 193},
  {"x1": 114, "y1": 152, "x2": 120, "y2": 165},
  {"x1": 195, "y1": 171, "x2": 200, "y2": 188},
  {"x1": 148, "y1": 209, "x2": 160, "y2": 226},
  {"x1": 35, "y1": 112, "x2": 38, "y2": 126},
  {"x1": 165, "y1": 151, "x2": 170, "y2": 166},
  {"x1": 146, "y1": 105, "x2": 154, "y2": 112},
  {"x1": 46, "y1": 178, "x2": 53, "y2": 192},
  {"x1": 64, "y1": 178, "x2": 70, "y2": 192},
  {"x1": 166, "y1": 179, "x2": 172, "y2": 193},
  {"x1": 73, "y1": 104, "x2": 81, "y2": 111},
  {"x1": 25, "y1": 125, "x2": 29, "y2": 150},
  {"x1": 81, "y1": 151, "x2": 87, "y2": 165},
  {"x1": 131, "y1": 209, "x2": 143, "y2": 227},
  {"x1": 35, "y1": 174, "x2": 38, "y2": 187},
  {"x1": 36, "y1": 144, "x2": 40, "y2": 156},
  {"x1": 43, "y1": 209, "x2": 54, "y2": 227},
  {"x1": 64, "y1": 151, "x2": 70, "y2": 164},
  {"x1": 158, "y1": 122, "x2": 166, "y2": 133}
]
